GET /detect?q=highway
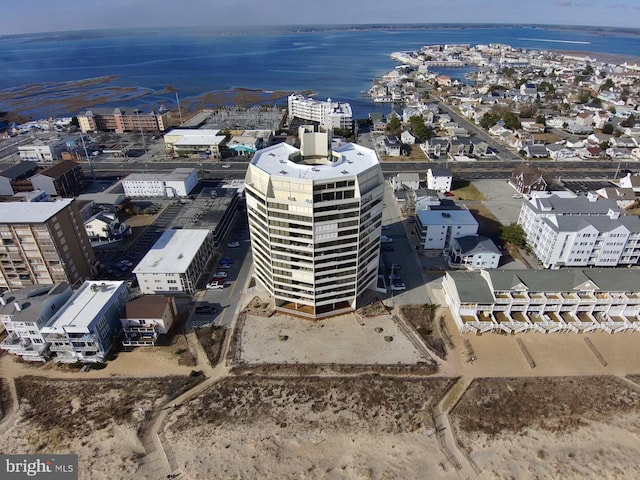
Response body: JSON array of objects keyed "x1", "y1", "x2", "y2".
[{"x1": 83, "y1": 159, "x2": 632, "y2": 183}]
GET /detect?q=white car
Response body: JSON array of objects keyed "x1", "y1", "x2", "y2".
[
  {"x1": 512, "y1": 193, "x2": 523, "y2": 199},
  {"x1": 222, "y1": 164, "x2": 231, "y2": 169},
  {"x1": 214, "y1": 271, "x2": 228, "y2": 278},
  {"x1": 227, "y1": 241, "x2": 240, "y2": 248},
  {"x1": 206, "y1": 282, "x2": 224, "y2": 290}
]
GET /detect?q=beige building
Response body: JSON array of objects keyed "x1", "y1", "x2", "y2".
[
  {"x1": 77, "y1": 107, "x2": 170, "y2": 134},
  {"x1": 245, "y1": 126, "x2": 384, "y2": 319},
  {"x1": 0, "y1": 200, "x2": 96, "y2": 291}
]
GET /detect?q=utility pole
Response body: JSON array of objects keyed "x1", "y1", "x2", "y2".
[
  {"x1": 175, "y1": 91, "x2": 184, "y2": 125},
  {"x1": 79, "y1": 132, "x2": 95, "y2": 181}
]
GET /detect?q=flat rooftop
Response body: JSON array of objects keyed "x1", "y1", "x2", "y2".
[
  {"x1": 123, "y1": 168, "x2": 195, "y2": 182},
  {"x1": 133, "y1": 229, "x2": 210, "y2": 274},
  {"x1": 249, "y1": 142, "x2": 379, "y2": 181},
  {"x1": 0, "y1": 199, "x2": 73, "y2": 223},
  {"x1": 42, "y1": 281, "x2": 125, "y2": 334}
]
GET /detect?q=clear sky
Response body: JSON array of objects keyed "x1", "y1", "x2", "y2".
[{"x1": 2, "y1": 0, "x2": 639, "y2": 35}]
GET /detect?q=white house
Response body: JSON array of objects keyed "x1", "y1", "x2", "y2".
[
  {"x1": 426, "y1": 167, "x2": 453, "y2": 192},
  {"x1": 17, "y1": 137, "x2": 70, "y2": 163},
  {"x1": 446, "y1": 235, "x2": 501, "y2": 269},
  {"x1": 392, "y1": 173, "x2": 420, "y2": 191},
  {"x1": 134, "y1": 229, "x2": 214, "y2": 295},
  {"x1": 121, "y1": 168, "x2": 198, "y2": 198},
  {"x1": 401, "y1": 131, "x2": 416, "y2": 144},
  {"x1": 121, "y1": 296, "x2": 177, "y2": 346},
  {"x1": 414, "y1": 209, "x2": 479, "y2": 249},
  {"x1": 84, "y1": 212, "x2": 129, "y2": 241},
  {"x1": 618, "y1": 172, "x2": 640, "y2": 193}
]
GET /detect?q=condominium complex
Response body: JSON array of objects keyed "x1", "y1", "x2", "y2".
[
  {"x1": 0, "y1": 283, "x2": 73, "y2": 362},
  {"x1": 287, "y1": 94, "x2": 353, "y2": 130},
  {"x1": 245, "y1": 126, "x2": 384, "y2": 318},
  {"x1": 77, "y1": 107, "x2": 171, "y2": 134},
  {"x1": 41, "y1": 281, "x2": 129, "y2": 363},
  {"x1": 0, "y1": 200, "x2": 96, "y2": 291},
  {"x1": 133, "y1": 229, "x2": 214, "y2": 295},
  {"x1": 518, "y1": 191, "x2": 640, "y2": 268},
  {"x1": 443, "y1": 269, "x2": 640, "y2": 334}
]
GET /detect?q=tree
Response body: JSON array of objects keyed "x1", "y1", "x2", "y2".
[
  {"x1": 500, "y1": 223, "x2": 526, "y2": 248},
  {"x1": 601, "y1": 123, "x2": 614, "y2": 135},
  {"x1": 621, "y1": 114, "x2": 636, "y2": 128},
  {"x1": 385, "y1": 116, "x2": 402, "y2": 135},
  {"x1": 502, "y1": 111, "x2": 521, "y2": 130},
  {"x1": 408, "y1": 115, "x2": 430, "y2": 142},
  {"x1": 480, "y1": 112, "x2": 500, "y2": 129},
  {"x1": 536, "y1": 115, "x2": 547, "y2": 126},
  {"x1": 600, "y1": 78, "x2": 614, "y2": 91}
]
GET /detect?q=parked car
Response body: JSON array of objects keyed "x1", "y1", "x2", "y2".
[
  {"x1": 380, "y1": 235, "x2": 393, "y2": 244},
  {"x1": 227, "y1": 241, "x2": 240, "y2": 248},
  {"x1": 206, "y1": 282, "x2": 224, "y2": 290},
  {"x1": 444, "y1": 191, "x2": 455, "y2": 197},
  {"x1": 219, "y1": 258, "x2": 234, "y2": 265},
  {"x1": 222, "y1": 164, "x2": 231, "y2": 169},
  {"x1": 218, "y1": 264, "x2": 232, "y2": 269},
  {"x1": 213, "y1": 271, "x2": 228, "y2": 278},
  {"x1": 512, "y1": 193, "x2": 523, "y2": 199},
  {"x1": 381, "y1": 225, "x2": 390, "y2": 231},
  {"x1": 391, "y1": 282, "x2": 406, "y2": 291},
  {"x1": 195, "y1": 305, "x2": 214, "y2": 315}
]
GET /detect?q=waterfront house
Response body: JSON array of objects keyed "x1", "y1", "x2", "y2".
[{"x1": 121, "y1": 296, "x2": 177, "y2": 347}]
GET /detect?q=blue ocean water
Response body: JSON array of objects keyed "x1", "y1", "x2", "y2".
[{"x1": 1, "y1": 24, "x2": 639, "y2": 119}]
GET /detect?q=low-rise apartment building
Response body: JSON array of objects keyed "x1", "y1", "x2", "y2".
[
  {"x1": 133, "y1": 229, "x2": 214, "y2": 295},
  {"x1": 29, "y1": 160, "x2": 84, "y2": 198},
  {"x1": 163, "y1": 129, "x2": 227, "y2": 159},
  {"x1": 518, "y1": 192, "x2": 640, "y2": 268},
  {"x1": 414, "y1": 208, "x2": 479, "y2": 249},
  {"x1": 121, "y1": 168, "x2": 198, "y2": 198},
  {"x1": 426, "y1": 167, "x2": 453, "y2": 192},
  {"x1": 443, "y1": 268, "x2": 640, "y2": 334},
  {"x1": 0, "y1": 283, "x2": 73, "y2": 361},
  {"x1": 77, "y1": 107, "x2": 170, "y2": 134},
  {"x1": 41, "y1": 281, "x2": 129, "y2": 363}
]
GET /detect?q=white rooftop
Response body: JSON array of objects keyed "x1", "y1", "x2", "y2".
[
  {"x1": 0, "y1": 199, "x2": 73, "y2": 223},
  {"x1": 42, "y1": 281, "x2": 125, "y2": 334},
  {"x1": 133, "y1": 229, "x2": 210, "y2": 274},
  {"x1": 165, "y1": 128, "x2": 221, "y2": 137},
  {"x1": 173, "y1": 135, "x2": 225, "y2": 146},
  {"x1": 249, "y1": 142, "x2": 379, "y2": 181},
  {"x1": 123, "y1": 168, "x2": 195, "y2": 182}
]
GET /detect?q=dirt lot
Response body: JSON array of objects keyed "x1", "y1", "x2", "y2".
[
  {"x1": 398, "y1": 304, "x2": 448, "y2": 359},
  {"x1": 450, "y1": 376, "x2": 640, "y2": 479},
  {"x1": 1, "y1": 376, "x2": 201, "y2": 479},
  {"x1": 163, "y1": 376, "x2": 457, "y2": 479}
]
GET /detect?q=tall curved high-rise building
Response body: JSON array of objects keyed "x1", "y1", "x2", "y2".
[{"x1": 245, "y1": 127, "x2": 384, "y2": 319}]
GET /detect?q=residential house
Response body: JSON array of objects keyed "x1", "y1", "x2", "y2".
[
  {"x1": 401, "y1": 131, "x2": 416, "y2": 145},
  {"x1": 426, "y1": 167, "x2": 453, "y2": 192},
  {"x1": 446, "y1": 235, "x2": 502, "y2": 269},
  {"x1": 382, "y1": 135, "x2": 402, "y2": 156},
  {"x1": 41, "y1": 281, "x2": 130, "y2": 363},
  {"x1": 0, "y1": 283, "x2": 73, "y2": 362},
  {"x1": 618, "y1": 173, "x2": 640, "y2": 193},
  {"x1": 84, "y1": 212, "x2": 129, "y2": 242},
  {"x1": 422, "y1": 137, "x2": 449, "y2": 159},
  {"x1": 509, "y1": 164, "x2": 547, "y2": 195},
  {"x1": 449, "y1": 137, "x2": 473, "y2": 156},
  {"x1": 596, "y1": 187, "x2": 637, "y2": 210},
  {"x1": 392, "y1": 173, "x2": 420, "y2": 192},
  {"x1": 442, "y1": 268, "x2": 640, "y2": 334},
  {"x1": 524, "y1": 144, "x2": 549, "y2": 158},
  {"x1": 121, "y1": 296, "x2": 177, "y2": 347},
  {"x1": 469, "y1": 138, "x2": 489, "y2": 157},
  {"x1": 546, "y1": 144, "x2": 577, "y2": 161}
]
